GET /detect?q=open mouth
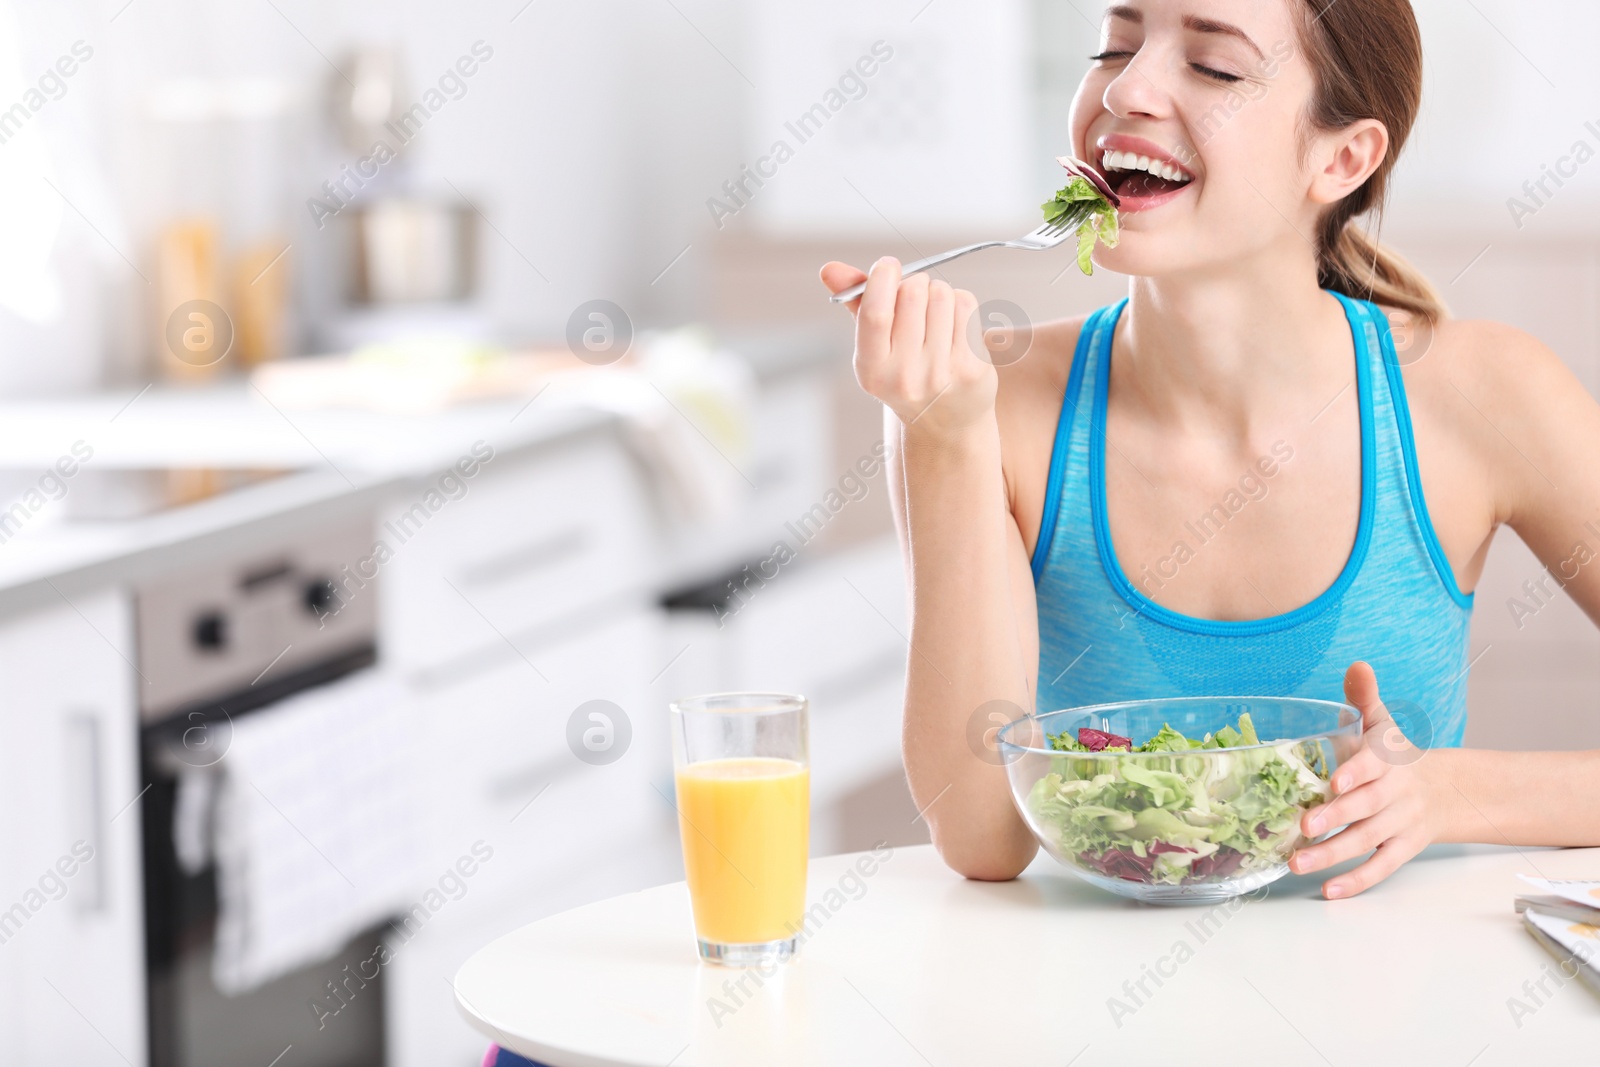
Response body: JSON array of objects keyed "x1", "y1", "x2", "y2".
[{"x1": 1100, "y1": 148, "x2": 1195, "y2": 201}]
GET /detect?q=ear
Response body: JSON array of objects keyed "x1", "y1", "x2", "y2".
[{"x1": 1308, "y1": 118, "x2": 1388, "y2": 207}]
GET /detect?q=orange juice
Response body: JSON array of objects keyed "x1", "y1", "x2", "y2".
[{"x1": 674, "y1": 757, "x2": 809, "y2": 944}]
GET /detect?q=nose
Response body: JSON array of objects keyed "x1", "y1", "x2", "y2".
[{"x1": 1102, "y1": 53, "x2": 1169, "y2": 122}]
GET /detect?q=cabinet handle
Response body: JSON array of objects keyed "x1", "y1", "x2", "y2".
[
  {"x1": 485, "y1": 751, "x2": 580, "y2": 804},
  {"x1": 64, "y1": 713, "x2": 106, "y2": 914},
  {"x1": 456, "y1": 528, "x2": 590, "y2": 588}
]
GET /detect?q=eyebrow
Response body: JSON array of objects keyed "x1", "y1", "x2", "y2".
[
  {"x1": 1103, "y1": 6, "x2": 1268, "y2": 62},
  {"x1": 1182, "y1": 15, "x2": 1266, "y2": 59}
]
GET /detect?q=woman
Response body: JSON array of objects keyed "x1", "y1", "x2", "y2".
[{"x1": 819, "y1": 0, "x2": 1600, "y2": 896}]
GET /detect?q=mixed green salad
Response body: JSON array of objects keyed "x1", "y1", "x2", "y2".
[
  {"x1": 1026, "y1": 713, "x2": 1331, "y2": 886},
  {"x1": 1041, "y1": 156, "x2": 1121, "y2": 276}
]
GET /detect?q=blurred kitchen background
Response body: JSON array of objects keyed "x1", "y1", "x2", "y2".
[{"x1": 0, "y1": 0, "x2": 1595, "y2": 1064}]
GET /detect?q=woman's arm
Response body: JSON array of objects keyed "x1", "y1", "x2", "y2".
[
  {"x1": 887, "y1": 411, "x2": 1042, "y2": 879},
  {"x1": 822, "y1": 257, "x2": 1039, "y2": 880},
  {"x1": 1294, "y1": 321, "x2": 1600, "y2": 897},
  {"x1": 1431, "y1": 749, "x2": 1600, "y2": 846},
  {"x1": 1440, "y1": 319, "x2": 1600, "y2": 845}
]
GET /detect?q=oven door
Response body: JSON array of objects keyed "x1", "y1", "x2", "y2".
[{"x1": 141, "y1": 647, "x2": 388, "y2": 1067}]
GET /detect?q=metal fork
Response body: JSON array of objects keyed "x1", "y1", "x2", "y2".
[{"x1": 827, "y1": 202, "x2": 1094, "y2": 304}]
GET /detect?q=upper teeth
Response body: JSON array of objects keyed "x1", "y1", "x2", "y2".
[{"x1": 1103, "y1": 150, "x2": 1191, "y2": 183}]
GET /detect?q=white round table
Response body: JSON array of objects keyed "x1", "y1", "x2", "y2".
[{"x1": 454, "y1": 843, "x2": 1600, "y2": 1066}]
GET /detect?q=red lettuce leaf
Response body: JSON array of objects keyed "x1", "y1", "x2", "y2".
[{"x1": 1078, "y1": 727, "x2": 1134, "y2": 752}]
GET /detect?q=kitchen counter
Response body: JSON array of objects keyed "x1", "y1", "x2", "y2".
[
  {"x1": 0, "y1": 383, "x2": 619, "y2": 623},
  {"x1": 0, "y1": 382, "x2": 621, "y2": 471},
  {"x1": 0, "y1": 329, "x2": 842, "y2": 623},
  {"x1": 454, "y1": 843, "x2": 1600, "y2": 1066}
]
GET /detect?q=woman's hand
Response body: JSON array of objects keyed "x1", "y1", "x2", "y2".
[
  {"x1": 820, "y1": 258, "x2": 997, "y2": 440},
  {"x1": 1289, "y1": 662, "x2": 1453, "y2": 898}
]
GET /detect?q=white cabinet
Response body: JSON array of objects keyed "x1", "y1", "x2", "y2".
[
  {"x1": 381, "y1": 435, "x2": 654, "y2": 673},
  {"x1": 387, "y1": 606, "x2": 680, "y2": 1067},
  {"x1": 0, "y1": 589, "x2": 145, "y2": 1066}
]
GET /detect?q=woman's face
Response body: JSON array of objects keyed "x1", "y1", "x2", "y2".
[{"x1": 1069, "y1": 0, "x2": 1321, "y2": 277}]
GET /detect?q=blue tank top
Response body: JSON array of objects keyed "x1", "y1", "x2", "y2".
[{"x1": 1031, "y1": 292, "x2": 1474, "y2": 748}]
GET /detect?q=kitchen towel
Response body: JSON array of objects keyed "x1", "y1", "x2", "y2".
[{"x1": 212, "y1": 669, "x2": 424, "y2": 995}]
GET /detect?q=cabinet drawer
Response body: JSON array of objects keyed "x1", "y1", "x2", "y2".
[
  {"x1": 383, "y1": 435, "x2": 655, "y2": 672},
  {"x1": 412, "y1": 608, "x2": 670, "y2": 897},
  {"x1": 732, "y1": 538, "x2": 907, "y2": 694}
]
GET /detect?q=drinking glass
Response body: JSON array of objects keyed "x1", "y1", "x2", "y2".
[{"x1": 670, "y1": 693, "x2": 809, "y2": 966}]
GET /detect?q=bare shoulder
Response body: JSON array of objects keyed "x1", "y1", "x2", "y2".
[
  {"x1": 1397, "y1": 312, "x2": 1599, "y2": 522},
  {"x1": 1417, "y1": 316, "x2": 1569, "y2": 383},
  {"x1": 1402, "y1": 315, "x2": 1585, "y2": 429}
]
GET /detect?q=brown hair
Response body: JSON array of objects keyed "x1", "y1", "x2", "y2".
[{"x1": 1295, "y1": 0, "x2": 1446, "y2": 322}]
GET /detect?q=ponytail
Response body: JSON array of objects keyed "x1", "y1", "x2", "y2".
[
  {"x1": 1319, "y1": 218, "x2": 1447, "y2": 324},
  {"x1": 1297, "y1": 0, "x2": 1446, "y2": 323}
]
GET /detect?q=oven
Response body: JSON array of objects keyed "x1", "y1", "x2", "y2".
[{"x1": 137, "y1": 515, "x2": 388, "y2": 1067}]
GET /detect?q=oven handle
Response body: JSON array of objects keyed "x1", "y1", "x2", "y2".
[{"x1": 65, "y1": 712, "x2": 107, "y2": 914}]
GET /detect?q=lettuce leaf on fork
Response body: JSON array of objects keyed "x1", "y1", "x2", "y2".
[{"x1": 1040, "y1": 155, "x2": 1122, "y2": 276}]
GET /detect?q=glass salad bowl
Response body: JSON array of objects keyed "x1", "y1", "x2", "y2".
[{"x1": 996, "y1": 697, "x2": 1363, "y2": 905}]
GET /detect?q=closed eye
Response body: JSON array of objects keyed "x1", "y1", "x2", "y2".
[
  {"x1": 1191, "y1": 63, "x2": 1243, "y2": 84},
  {"x1": 1089, "y1": 50, "x2": 1135, "y2": 62}
]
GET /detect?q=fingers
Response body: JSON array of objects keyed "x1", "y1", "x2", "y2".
[
  {"x1": 820, "y1": 261, "x2": 869, "y2": 311},
  {"x1": 840, "y1": 257, "x2": 992, "y2": 431},
  {"x1": 922, "y1": 280, "x2": 956, "y2": 386},
  {"x1": 1321, "y1": 836, "x2": 1425, "y2": 899},
  {"x1": 1284, "y1": 665, "x2": 1429, "y2": 900},
  {"x1": 1302, "y1": 776, "x2": 1390, "y2": 838},
  {"x1": 1291, "y1": 808, "x2": 1396, "y2": 874},
  {"x1": 951, "y1": 288, "x2": 980, "y2": 365},
  {"x1": 854, "y1": 257, "x2": 902, "y2": 369},
  {"x1": 890, "y1": 271, "x2": 931, "y2": 369},
  {"x1": 1342, "y1": 660, "x2": 1422, "y2": 766},
  {"x1": 1297, "y1": 743, "x2": 1399, "y2": 857},
  {"x1": 1328, "y1": 746, "x2": 1387, "y2": 799},
  {"x1": 1343, "y1": 661, "x2": 1389, "y2": 733}
]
